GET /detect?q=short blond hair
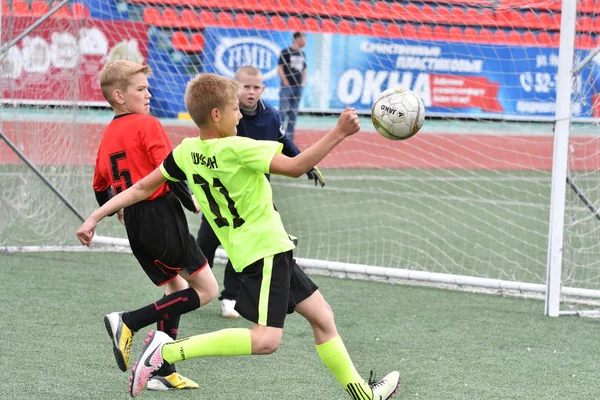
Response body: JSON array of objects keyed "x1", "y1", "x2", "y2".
[
  {"x1": 100, "y1": 60, "x2": 151, "y2": 106},
  {"x1": 185, "y1": 74, "x2": 241, "y2": 127},
  {"x1": 234, "y1": 65, "x2": 262, "y2": 80}
]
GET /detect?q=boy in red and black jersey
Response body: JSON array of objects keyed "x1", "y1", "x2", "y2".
[{"x1": 92, "y1": 60, "x2": 218, "y2": 391}]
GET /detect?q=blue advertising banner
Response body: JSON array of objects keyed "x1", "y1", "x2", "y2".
[
  {"x1": 162, "y1": 28, "x2": 600, "y2": 120},
  {"x1": 201, "y1": 28, "x2": 295, "y2": 107}
]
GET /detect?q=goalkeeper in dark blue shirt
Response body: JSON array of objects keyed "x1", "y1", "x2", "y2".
[{"x1": 197, "y1": 65, "x2": 324, "y2": 318}]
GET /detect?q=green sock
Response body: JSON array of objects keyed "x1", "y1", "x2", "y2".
[
  {"x1": 316, "y1": 336, "x2": 371, "y2": 400},
  {"x1": 162, "y1": 328, "x2": 252, "y2": 363}
]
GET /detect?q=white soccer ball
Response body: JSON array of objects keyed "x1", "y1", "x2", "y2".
[{"x1": 371, "y1": 88, "x2": 425, "y2": 140}]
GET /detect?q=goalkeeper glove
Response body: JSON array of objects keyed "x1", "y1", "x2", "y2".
[{"x1": 306, "y1": 167, "x2": 325, "y2": 187}]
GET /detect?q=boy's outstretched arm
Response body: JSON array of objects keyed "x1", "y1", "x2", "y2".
[
  {"x1": 76, "y1": 168, "x2": 167, "y2": 246},
  {"x1": 270, "y1": 108, "x2": 360, "y2": 178}
]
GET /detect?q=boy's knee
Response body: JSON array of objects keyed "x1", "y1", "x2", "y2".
[
  {"x1": 191, "y1": 279, "x2": 219, "y2": 306},
  {"x1": 253, "y1": 337, "x2": 281, "y2": 355}
]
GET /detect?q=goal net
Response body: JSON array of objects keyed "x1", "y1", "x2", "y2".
[{"x1": 1, "y1": 0, "x2": 599, "y2": 311}]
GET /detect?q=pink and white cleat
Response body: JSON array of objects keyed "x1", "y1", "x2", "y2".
[{"x1": 129, "y1": 330, "x2": 173, "y2": 398}]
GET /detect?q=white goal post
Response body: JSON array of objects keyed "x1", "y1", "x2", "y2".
[{"x1": 2, "y1": 0, "x2": 600, "y2": 316}]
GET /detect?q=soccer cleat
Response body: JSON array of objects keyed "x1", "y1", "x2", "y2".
[
  {"x1": 129, "y1": 330, "x2": 173, "y2": 398},
  {"x1": 221, "y1": 299, "x2": 240, "y2": 319},
  {"x1": 104, "y1": 312, "x2": 135, "y2": 372},
  {"x1": 369, "y1": 371, "x2": 401, "y2": 400},
  {"x1": 147, "y1": 372, "x2": 199, "y2": 391}
]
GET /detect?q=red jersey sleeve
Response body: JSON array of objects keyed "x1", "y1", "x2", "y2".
[{"x1": 92, "y1": 145, "x2": 110, "y2": 192}]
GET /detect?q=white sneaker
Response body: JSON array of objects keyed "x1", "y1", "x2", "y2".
[
  {"x1": 221, "y1": 299, "x2": 240, "y2": 319},
  {"x1": 369, "y1": 371, "x2": 401, "y2": 400},
  {"x1": 129, "y1": 330, "x2": 172, "y2": 398}
]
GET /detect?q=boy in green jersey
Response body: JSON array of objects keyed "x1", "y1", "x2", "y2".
[{"x1": 76, "y1": 73, "x2": 400, "y2": 400}]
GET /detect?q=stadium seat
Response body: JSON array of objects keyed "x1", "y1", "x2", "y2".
[
  {"x1": 304, "y1": 17, "x2": 320, "y2": 32},
  {"x1": 552, "y1": 32, "x2": 561, "y2": 47},
  {"x1": 310, "y1": 0, "x2": 328, "y2": 16},
  {"x1": 239, "y1": 0, "x2": 261, "y2": 12},
  {"x1": 418, "y1": 25, "x2": 434, "y2": 41},
  {"x1": 260, "y1": 0, "x2": 284, "y2": 13},
  {"x1": 172, "y1": 32, "x2": 192, "y2": 51},
  {"x1": 495, "y1": 9, "x2": 523, "y2": 29},
  {"x1": 402, "y1": 23, "x2": 418, "y2": 39},
  {"x1": 507, "y1": 30, "x2": 522, "y2": 46},
  {"x1": 31, "y1": 1, "x2": 48, "y2": 16},
  {"x1": 181, "y1": 9, "x2": 202, "y2": 28},
  {"x1": 327, "y1": 0, "x2": 344, "y2": 18},
  {"x1": 143, "y1": 7, "x2": 161, "y2": 25},
  {"x1": 577, "y1": 16, "x2": 593, "y2": 33},
  {"x1": 373, "y1": 2, "x2": 390, "y2": 21},
  {"x1": 478, "y1": 28, "x2": 494, "y2": 43},
  {"x1": 433, "y1": 25, "x2": 448, "y2": 41},
  {"x1": 341, "y1": 0, "x2": 360, "y2": 19},
  {"x1": 537, "y1": 31, "x2": 553, "y2": 47},
  {"x1": 576, "y1": 34, "x2": 595, "y2": 49},
  {"x1": 358, "y1": 1, "x2": 376, "y2": 20},
  {"x1": 593, "y1": 17, "x2": 600, "y2": 34},
  {"x1": 579, "y1": 0, "x2": 595, "y2": 13},
  {"x1": 162, "y1": 8, "x2": 182, "y2": 27},
  {"x1": 235, "y1": 13, "x2": 253, "y2": 28},
  {"x1": 463, "y1": 27, "x2": 478, "y2": 43},
  {"x1": 71, "y1": 3, "x2": 90, "y2": 19},
  {"x1": 321, "y1": 19, "x2": 338, "y2": 33},
  {"x1": 190, "y1": 33, "x2": 205, "y2": 51},
  {"x1": 493, "y1": 29, "x2": 508, "y2": 44},
  {"x1": 270, "y1": 15, "x2": 287, "y2": 30},
  {"x1": 354, "y1": 21, "x2": 372, "y2": 36},
  {"x1": 434, "y1": 5, "x2": 450, "y2": 24},
  {"x1": 253, "y1": 14, "x2": 269, "y2": 30},
  {"x1": 522, "y1": 31, "x2": 537, "y2": 46},
  {"x1": 371, "y1": 22, "x2": 386, "y2": 37},
  {"x1": 449, "y1": 7, "x2": 465, "y2": 25},
  {"x1": 523, "y1": 11, "x2": 542, "y2": 30},
  {"x1": 421, "y1": 4, "x2": 438, "y2": 24},
  {"x1": 480, "y1": 8, "x2": 495, "y2": 26},
  {"x1": 294, "y1": 0, "x2": 310, "y2": 14},
  {"x1": 553, "y1": 13, "x2": 562, "y2": 30},
  {"x1": 12, "y1": 0, "x2": 31, "y2": 16},
  {"x1": 338, "y1": 19, "x2": 353, "y2": 34},
  {"x1": 463, "y1": 8, "x2": 481, "y2": 26},
  {"x1": 217, "y1": 11, "x2": 235, "y2": 27},
  {"x1": 389, "y1": 3, "x2": 405, "y2": 21},
  {"x1": 387, "y1": 23, "x2": 402, "y2": 38},
  {"x1": 287, "y1": 16, "x2": 305, "y2": 31},
  {"x1": 448, "y1": 26, "x2": 463, "y2": 41},
  {"x1": 199, "y1": 10, "x2": 217, "y2": 26},
  {"x1": 539, "y1": 12, "x2": 557, "y2": 31},
  {"x1": 50, "y1": 2, "x2": 71, "y2": 18},
  {"x1": 404, "y1": 3, "x2": 421, "y2": 22}
]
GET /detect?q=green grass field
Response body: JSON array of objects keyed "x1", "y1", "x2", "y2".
[{"x1": 1, "y1": 251, "x2": 598, "y2": 400}]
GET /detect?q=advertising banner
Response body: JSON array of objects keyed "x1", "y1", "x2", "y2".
[
  {"x1": 201, "y1": 28, "x2": 599, "y2": 119},
  {"x1": 0, "y1": 16, "x2": 148, "y2": 105}
]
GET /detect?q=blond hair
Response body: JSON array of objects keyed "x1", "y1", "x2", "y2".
[
  {"x1": 99, "y1": 60, "x2": 151, "y2": 106},
  {"x1": 234, "y1": 65, "x2": 262, "y2": 80},
  {"x1": 185, "y1": 74, "x2": 241, "y2": 127}
]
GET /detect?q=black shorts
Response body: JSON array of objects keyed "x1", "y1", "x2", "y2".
[
  {"x1": 124, "y1": 192, "x2": 207, "y2": 286},
  {"x1": 235, "y1": 250, "x2": 318, "y2": 328}
]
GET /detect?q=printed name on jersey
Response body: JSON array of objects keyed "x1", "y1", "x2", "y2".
[{"x1": 191, "y1": 152, "x2": 218, "y2": 169}]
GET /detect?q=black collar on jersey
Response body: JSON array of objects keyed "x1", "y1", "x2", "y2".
[{"x1": 113, "y1": 113, "x2": 133, "y2": 120}]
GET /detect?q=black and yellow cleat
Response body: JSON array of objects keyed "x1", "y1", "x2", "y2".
[
  {"x1": 104, "y1": 311, "x2": 135, "y2": 372},
  {"x1": 147, "y1": 372, "x2": 200, "y2": 391}
]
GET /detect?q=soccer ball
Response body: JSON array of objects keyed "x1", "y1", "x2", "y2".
[{"x1": 371, "y1": 88, "x2": 425, "y2": 140}]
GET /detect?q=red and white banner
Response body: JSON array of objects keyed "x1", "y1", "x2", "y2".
[{"x1": 0, "y1": 17, "x2": 148, "y2": 105}]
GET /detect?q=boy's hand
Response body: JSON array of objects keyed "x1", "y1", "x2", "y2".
[
  {"x1": 337, "y1": 108, "x2": 360, "y2": 137},
  {"x1": 76, "y1": 218, "x2": 98, "y2": 246},
  {"x1": 193, "y1": 194, "x2": 201, "y2": 214},
  {"x1": 306, "y1": 167, "x2": 325, "y2": 187}
]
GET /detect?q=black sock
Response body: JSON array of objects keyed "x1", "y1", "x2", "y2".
[
  {"x1": 156, "y1": 305, "x2": 180, "y2": 377},
  {"x1": 121, "y1": 287, "x2": 200, "y2": 333}
]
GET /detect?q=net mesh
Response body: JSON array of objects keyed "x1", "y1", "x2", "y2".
[{"x1": 1, "y1": 0, "x2": 599, "y2": 297}]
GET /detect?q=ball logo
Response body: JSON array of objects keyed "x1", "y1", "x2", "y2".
[
  {"x1": 380, "y1": 104, "x2": 404, "y2": 117},
  {"x1": 214, "y1": 37, "x2": 281, "y2": 81}
]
